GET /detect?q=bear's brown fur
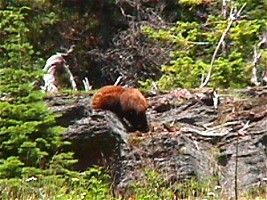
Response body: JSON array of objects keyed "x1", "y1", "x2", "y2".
[{"x1": 91, "y1": 85, "x2": 149, "y2": 132}]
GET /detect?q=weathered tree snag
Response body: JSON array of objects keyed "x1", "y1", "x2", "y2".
[{"x1": 45, "y1": 87, "x2": 267, "y2": 198}]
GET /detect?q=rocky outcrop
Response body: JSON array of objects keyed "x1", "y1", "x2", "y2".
[{"x1": 45, "y1": 87, "x2": 267, "y2": 198}]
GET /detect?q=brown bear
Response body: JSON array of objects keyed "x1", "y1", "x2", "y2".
[{"x1": 91, "y1": 85, "x2": 149, "y2": 132}]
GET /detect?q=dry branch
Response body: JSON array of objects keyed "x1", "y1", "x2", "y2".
[
  {"x1": 42, "y1": 45, "x2": 77, "y2": 93},
  {"x1": 200, "y1": 3, "x2": 247, "y2": 88},
  {"x1": 250, "y1": 30, "x2": 267, "y2": 86}
]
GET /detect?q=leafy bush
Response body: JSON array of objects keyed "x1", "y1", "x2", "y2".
[
  {"x1": 132, "y1": 169, "x2": 176, "y2": 200},
  {"x1": 142, "y1": 0, "x2": 267, "y2": 89},
  {"x1": 131, "y1": 169, "x2": 214, "y2": 200},
  {"x1": 0, "y1": 167, "x2": 113, "y2": 200}
]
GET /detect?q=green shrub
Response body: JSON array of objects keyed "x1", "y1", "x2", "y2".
[
  {"x1": 132, "y1": 169, "x2": 176, "y2": 200},
  {"x1": 0, "y1": 6, "x2": 68, "y2": 178},
  {"x1": 131, "y1": 168, "x2": 216, "y2": 200},
  {"x1": 0, "y1": 167, "x2": 113, "y2": 200},
  {"x1": 142, "y1": 0, "x2": 267, "y2": 89},
  {"x1": 0, "y1": 7, "x2": 114, "y2": 200}
]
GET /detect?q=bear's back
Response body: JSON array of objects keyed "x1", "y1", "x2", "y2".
[
  {"x1": 119, "y1": 88, "x2": 148, "y2": 114},
  {"x1": 91, "y1": 85, "x2": 126, "y2": 111}
]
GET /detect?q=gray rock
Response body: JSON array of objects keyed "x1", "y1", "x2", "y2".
[{"x1": 46, "y1": 88, "x2": 267, "y2": 197}]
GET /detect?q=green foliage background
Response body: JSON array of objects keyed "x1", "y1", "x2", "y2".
[
  {"x1": 0, "y1": 6, "x2": 65, "y2": 177},
  {"x1": 142, "y1": 0, "x2": 267, "y2": 89}
]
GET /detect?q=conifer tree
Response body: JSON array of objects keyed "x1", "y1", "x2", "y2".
[{"x1": 0, "y1": 6, "x2": 64, "y2": 178}]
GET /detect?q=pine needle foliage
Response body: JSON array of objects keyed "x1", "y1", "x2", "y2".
[{"x1": 0, "y1": 6, "x2": 65, "y2": 178}]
